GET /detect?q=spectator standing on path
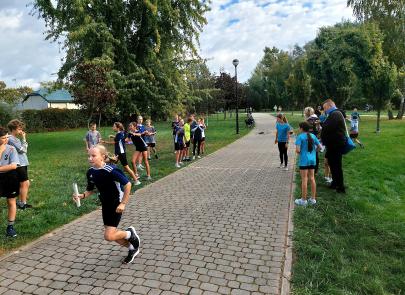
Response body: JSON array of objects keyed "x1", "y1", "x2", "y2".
[
  {"x1": 183, "y1": 117, "x2": 192, "y2": 161},
  {"x1": 200, "y1": 118, "x2": 207, "y2": 155},
  {"x1": 84, "y1": 122, "x2": 101, "y2": 151},
  {"x1": 171, "y1": 114, "x2": 179, "y2": 152},
  {"x1": 295, "y1": 122, "x2": 321, "y2": 206},
  {"x1": 275, "y1": 113, "x2": 291, "y2": 171},
  {"x1": 72, "y1": 144, "x2": 140, "y2": 264},
  {"x1": 304, "y1": 107, "x2": 321, "y2": 174},
  {"x1": 0, "y1": 127, "x2": 20, "y2": 237},
  {"x1": 321, "y1": 99, "x2": 347, "y2": 193},
  {"x1": 192, "y1": 117, "x2": 204, "y2": 160},
  {"x1": 190, "y1": 114, "x2": 198, "y2": 157},
  {"x1": 174, "y1": 119, "x2": 186, "y2": 168},
  {"x1": 7, "y1": 119, "x2": 32, "y2": 210}
]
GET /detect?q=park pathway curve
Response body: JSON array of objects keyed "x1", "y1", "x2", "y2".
[{"x1": 0, "y1": 113, "x2": 295, "y2": 295}]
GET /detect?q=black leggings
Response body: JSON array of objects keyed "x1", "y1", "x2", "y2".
[
  {"x1": 278, "y1": 142, "x2": 288, "y2": 166},
  {"x1": 193, "y1": 138, "x2": 202, "y2": 156}
]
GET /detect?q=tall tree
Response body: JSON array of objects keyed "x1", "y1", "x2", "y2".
[
  {"x1": 32, "y1": 0, "x2": 210, "y2": 119},
  {"x1": 348, "y1": 0, "x2": 405, "y2": 118},
  {"x1": 0, "y1": 81, "x2": 32, "y2": 105}
]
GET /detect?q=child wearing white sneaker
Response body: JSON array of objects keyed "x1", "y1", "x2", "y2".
[{"x1": 295, "y1": 122, "x2": 321, "y2": 206}]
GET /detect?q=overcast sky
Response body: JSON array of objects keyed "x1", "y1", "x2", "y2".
[{"x1": 0, "y1": 0, "x2": 353, "y2": 89}]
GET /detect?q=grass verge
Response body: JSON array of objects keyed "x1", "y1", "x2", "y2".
[
  {"x1": 0, "y1": 114, "x2": 250, "y2": 253},
  {"x1": 287, "y1": 113, "x2": 405, "y2": 294}
]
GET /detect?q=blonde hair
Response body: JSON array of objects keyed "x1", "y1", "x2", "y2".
[
  {"x1": 322, "y1": 99, "x2": 335, "y2": 108},
  {"x1": 92, "y1": 144, "x2": 118, "y2": 163},
  {"x1": 145, "y1": 119, "x2": 151, "y2": 124},
  {"x1": 304, "y1": 107, "x2": 315, "y2": 118}
]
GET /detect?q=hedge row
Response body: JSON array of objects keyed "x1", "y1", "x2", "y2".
[{"x1": 20, "y1": 109, "x2": 88, "y2": 132}]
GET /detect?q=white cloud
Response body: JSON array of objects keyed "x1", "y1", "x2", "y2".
[{"x1": 199, "y1": 0, "x2": 354, "y2": 82}]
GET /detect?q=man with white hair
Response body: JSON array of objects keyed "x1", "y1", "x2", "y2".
[{"x1": 320, "y1": 99, "x2": 347, "y2": 193}]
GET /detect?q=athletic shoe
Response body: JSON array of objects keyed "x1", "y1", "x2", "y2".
[
  {"x1": 192, "y1": 156, "x2": 196, "y2": 160},
  {"x1": 284, "y1": 166, "x2": 289, "y2": 171},
  {"x1": 17, "y1": 201, "x2": 31, "y2": 210},
  {"x1": 134, "y1": 180, "x2": 141, "y2": 186},
  {"x1": 308, "y1": 198, "x2": 317, "y2": 205},
  {"x1": 136, "y1": 164, "x2": 144, "y2": 170},
  {"x1": 175, "y1": 163, "x2": 181, "y2": 168},
  {"x1": 6, "y1": 225, "x2": 17, "y2": 238},
  {"x1": 294, "y1": 198, "x2": 307, "y2": 206},
  {"x1": 123, "y1": 249, "x2": 138, "y2": 264},
  {"x1": 326, "y1": 177, "x2": 333, "y2": 184},
  {"x1": 278, "y1": 164, "x2": 284, "y2": 168},
  {"x1": 197, "y1": 156, "x2": 201, "y2": 159},
  {"x1": 126, "y1": 226, "x2": 140, "y2": 249},
  {"x1": 146, "y1": 176, "x2": 152, "y2": 181},
  {"x1": 179, "y1": 162, "x2": 184, "y2": 165}
]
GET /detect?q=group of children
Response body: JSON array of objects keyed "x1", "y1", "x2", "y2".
[
  {"x1": 0, "y1": 120, "x2": 32, "y2": 238},
  {"x1": 172, "y1": 114, "x2": 206, "y2": 168},
  {"x1": 275, "y1": 107, "x2": 364, "y2": 207}
]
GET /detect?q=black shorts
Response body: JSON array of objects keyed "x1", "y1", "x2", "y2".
[
  {"x1": 16, "y1": 166, "x2": 29, "y2": 182},
  {"x1": 349, "y1": 133, "x2": 358, "y2": 139},
  {"x1": 299, "y1": 165, "x2": 316, "y2": 170},
  {"x1": 147, "y1": 143, "x2": 156, "y2": 148},
  {"x1": 101, "y1": 199, "x2": 122, "y2": 227},
  {"x1": 201, "y1": 137, "x2": 205, "y2": 142},
  {"x1": 135, "y1": 144, "x2": 148, "y2": 152},
  {"x1": 185, "y1": 141, "x2": 190, "y2": 148},
  {"x1": 175, "y1": 142, "x2": 184, "y2": 151},
  {"x1": 118, "y1": 153, "x2": 128, "y2": 167},
  {"x1": 0, "y1": 171, "x2": 20, "y2": 199}
]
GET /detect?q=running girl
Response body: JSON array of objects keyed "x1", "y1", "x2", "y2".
[
  {"x1": 72, "y1": 144, "x2": 140, "y2": 264},
  {"x1": 275, "y1": 114, "x2": 291, "y2": 171},
  {"x1": 144, "y1": 119, "x2": 158, "y2": 160},
  {"x1": 101, "y1": 122, "x2": 140, "y2": 185},
  {"x1": 7, "y1": 119, "x2": 32, "y2": 210},
  {"x1": 128, "y1": 122, "x2": 151, "y2": 181},
  {"x1": 295, "y1": 122, "x2": 321, "y2": 206},
  {"x1": 0, "y1": 127, "x2": 20, "y2": 237}
]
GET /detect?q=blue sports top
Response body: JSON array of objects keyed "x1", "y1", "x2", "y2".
[
  {"x1": 114, "y1": 131, "x2": 127, "y2": 155},
  {"x1": 86, "y1": 164, "x2": 129, "y2": 204},
  {"x1": 276, "y1": 122, "x2": 291, "y2": 142},
  {"x1": 295, "y1": 133, "x2": 320, "y2": 167},
  {"x1": 175, "y1": 126, "x2": 185, "y2": 144}
]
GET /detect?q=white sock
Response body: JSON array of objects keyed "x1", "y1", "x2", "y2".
[
  {"x1": 128, "y1": 244, "x2": 135, "y2": 250},
  {"x1": 125, "y1": 231, "x2": 131, "y2": 240}
]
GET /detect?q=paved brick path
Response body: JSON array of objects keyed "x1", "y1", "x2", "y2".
[{"x1": 0, "y1": 113, "x2": 295, "y2": 295}]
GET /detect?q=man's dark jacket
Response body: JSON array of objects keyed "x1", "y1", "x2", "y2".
[{"x1": 321, "y1": 109, "x2": 346, "y2": 148}]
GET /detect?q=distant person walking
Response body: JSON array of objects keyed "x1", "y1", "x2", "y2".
[
  {"x1": 275, "y1": 113, "x2": 291, "y2": 171},
  {"x1": 321, "y1": 99, "x2": 347, "y2": 193},
  {"x1": 348, "y1": 108, "x2": 364, "y2": 148}
]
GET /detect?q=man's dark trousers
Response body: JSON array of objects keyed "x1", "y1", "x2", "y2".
[{"x1": 326, "y1": 147, "x2": 345, "y2": 191}]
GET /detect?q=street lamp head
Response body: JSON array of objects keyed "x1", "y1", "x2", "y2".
[{"x1": 232, "y1": 59, "x2": 239, "y2": 67}]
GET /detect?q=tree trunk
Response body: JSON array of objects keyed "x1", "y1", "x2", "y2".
[
  {"x1": 376, "y1": 108, "x2": 381, "y2": 133},
  {"x1": 396, "y1": 96, "x2": 404, "y2": 119},
  {"x1": 98, "y1": 112, "x2": 102, "y2": 128}
]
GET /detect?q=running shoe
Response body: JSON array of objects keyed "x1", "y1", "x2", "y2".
[
  {"x1": 6, "y1": 225, "x2": 17, "y2": 238},
  {"x1": 294, "y1": 198, "x2": 308, "y2": 206},
  {"x1": 192, "y1": 156, "x2": 196, "y2": 160},
  {"x1": 308, "y1": 198, "x2": 317, "y2": 205},
  {"x1": 179, "y1": 162, "x2": 184, "y2": 165},
  {"x1": 175, "y1": 163, "x2": 181, "y2": 168},
  {"x1": 126, "y1": 226, "x2": 140, "y2": 250},
  {"x1": 17, "y1": 201, "x2": 32, "y2": 210},
  {"x1": 146, "y1": 176, "x2": 152, "y2": 181},
  {"x1": 279, "y1": 164, "x2": 284, "y2": 168},
  {"x1": 123, "y1": 249, "x2": 138, "y2": 264},
  {"x1": 134, "y1": 180, "x2": 141, "y2": 186},
  {"x1": 284, "y1": 166, "x2": 289, "y2": 171},
  {"x1": 136, "y1": 164, "x2": 144, "y2": 170},
  {"x1": 197, "y1": 156, "x2": 201, "y2": 159}
]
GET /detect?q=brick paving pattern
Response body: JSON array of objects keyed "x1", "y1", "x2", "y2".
[{"x1": 0, "y1": 113, "x2": 294, "y2": 294}]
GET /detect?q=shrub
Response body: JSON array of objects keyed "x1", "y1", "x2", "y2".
[
  {"x1": 20, "y1": 108, "x2": 88, "y2": 132},
  {"x1": 0, "y1": 102, "x2": 14, "y2": 127}
]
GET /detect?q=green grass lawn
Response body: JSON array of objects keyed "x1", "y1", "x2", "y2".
[
  {"x1": 0, "y1": 114, "x2": 250, "y2": 254},
  {"x1": 286, "y1": 113, "x2": 405, "y2": 294}
]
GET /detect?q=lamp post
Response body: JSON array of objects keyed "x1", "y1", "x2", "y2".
[{"x1": 233, "y1": 59, "x2": 239, "y2": 134}]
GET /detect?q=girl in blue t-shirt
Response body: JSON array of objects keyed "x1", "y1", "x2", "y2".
[
  {"x1": 295, "y1": 122, "x2": 321, "y2": 206},
  {"x1": 275, "y1": 114, "x2": 291, "y2": 170}
]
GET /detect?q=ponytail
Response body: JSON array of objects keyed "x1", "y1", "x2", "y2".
[{"x1": 299, "y1": 121, "x2": 314, "y2": 152}]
